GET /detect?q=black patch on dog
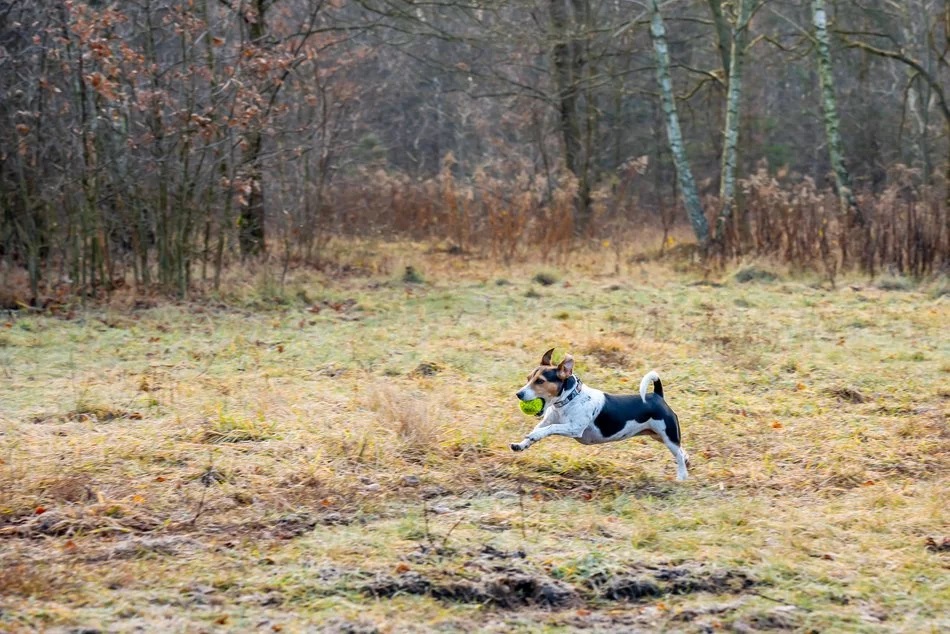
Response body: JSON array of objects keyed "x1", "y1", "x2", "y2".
[
  {"x1": 593, "y1": 393, "x2": 681, "y2": 444},
  {"x1": 558, "y1": 375, "x2": 578, "y2": 396}
]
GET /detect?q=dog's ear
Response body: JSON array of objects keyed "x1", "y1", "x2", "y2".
[
  {"x1": 540, "y1": 348, "x2": 555, "y2": 367},
  {"x1": 557, "y1": 354, "x2": 574, "y2": 379}
]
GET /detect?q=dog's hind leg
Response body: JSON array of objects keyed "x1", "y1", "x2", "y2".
[
  {"x1": 665, "y1": 440, "x2": 689, "y2": 481},
  {"x1": 648, "y1": 419, "x2": 689, "y2": 481}
]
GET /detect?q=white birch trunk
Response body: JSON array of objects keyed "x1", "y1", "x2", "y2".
[
  {"x1": 812, "y1": 0, "x2": 863, "y2": 225},
  {"x1": 715, "y1": 0, "x2": 752, "y2": 240},
  {"x1": 649, "y1": 0, "x2": 709, "y2": 246}
]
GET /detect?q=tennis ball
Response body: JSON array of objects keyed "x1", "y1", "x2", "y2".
[{"x1": 518, "y1": 397, "x2": 544, "y2": 416}]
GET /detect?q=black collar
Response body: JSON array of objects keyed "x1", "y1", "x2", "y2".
[{"x1": 553, "y1": 376, "x2": 582, "y2": 409}]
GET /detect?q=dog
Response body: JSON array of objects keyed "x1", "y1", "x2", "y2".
[{"x1": 511, "y1": 348, "x2": 690, "y2": 480}]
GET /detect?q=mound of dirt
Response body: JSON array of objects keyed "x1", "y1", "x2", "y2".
[
  {"x1": 363, "y1": 570, "x2": 578, "y2": 609},
  {"x1": 361, "y1": 556, "x2": 756, "y2": 610}
]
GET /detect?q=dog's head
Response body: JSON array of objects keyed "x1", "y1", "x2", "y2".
[{"x1": 516, "y1": 348, "x2": 574, "y2": 403}]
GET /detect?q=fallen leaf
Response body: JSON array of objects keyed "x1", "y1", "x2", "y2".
[
  {"x1": 35, "y1": 506, "x2": 46, "y2": 515},
  {"x1": 772, "y1": 421, "x2": 783, "y2": 429},
  {"x1": 395, "y1": 563, "x2": 410, "y2": 573}
]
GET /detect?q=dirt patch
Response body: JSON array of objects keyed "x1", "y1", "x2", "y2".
[
  {"x1": 30, "y1": 404, "x2": 137, "y2": 424},
  {"x1": 363, "y1": 570, "x2": 578, "y2": 609},
  {"x1": 588, "y1": 572, "x2": 662, "y2": 600},
  {"x1": 733, "y1": 606, "x2": 802, "y2": 631},
  {"x1": 242, "y1": 511, "x2": 356, "y2": 540},
  {"x1": 651, "y1": 563, "x2": 755, "y2": 595},
  {"x1": 828, "y1": 386, "x2": 868, "y2": 403},
  {"x1": 0, "y1": 508, "x2": 162, "y2": 539},
  {"x1": 88, "y1": 536, "x2": 204, "y2": 561},
  {"x1": 409, "y1": 361, "x2": 441, "y2": 377},
  {"x1": 361, "y1": 556, "x2": 755, "y2": 610}
]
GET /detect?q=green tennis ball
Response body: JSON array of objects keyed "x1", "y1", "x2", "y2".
[{"x1": 518, "y1": 398, "x2": 544, "y2": 416}]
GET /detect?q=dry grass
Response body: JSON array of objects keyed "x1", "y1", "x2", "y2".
[{"x1": 0, "y1": 243, "x2": 947, "y2": 632}]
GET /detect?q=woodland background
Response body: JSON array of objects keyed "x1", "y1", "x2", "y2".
[{"x1": 1, "y1": 0, "x2": 948, "y2": 299}]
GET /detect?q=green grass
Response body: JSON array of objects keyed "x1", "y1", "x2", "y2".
[{"x1": 0, "y1": 248, "x2": 948, "y2": 632}]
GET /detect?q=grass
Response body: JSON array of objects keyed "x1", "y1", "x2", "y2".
[{"x1": 0, "y1": 244, "x2": 948, "y2": 632}]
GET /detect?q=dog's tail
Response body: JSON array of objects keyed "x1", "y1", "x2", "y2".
[{"x1": 640, "y1": 370, "x2": 662, "y2": 402}]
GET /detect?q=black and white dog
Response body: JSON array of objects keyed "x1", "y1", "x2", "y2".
[{"x1": 511, "y1": 348, "x2": 690, "y2": 480}]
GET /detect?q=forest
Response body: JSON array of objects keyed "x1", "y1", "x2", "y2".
[{"x1": 1, "y1": 0, "x2": 948, "y2": 300}]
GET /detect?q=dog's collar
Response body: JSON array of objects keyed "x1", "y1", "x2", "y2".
[{"x1": 553, "y1": 376, "x2": 582, "y2": 409}]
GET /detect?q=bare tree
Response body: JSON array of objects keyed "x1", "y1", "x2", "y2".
[{"x1": 648, "y1": 0, "x2": 709, "y2": 246}]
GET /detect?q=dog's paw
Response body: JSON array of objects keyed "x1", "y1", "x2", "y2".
[{"x1": 510, "y1": 443, "x2": 524, "y2": 452}]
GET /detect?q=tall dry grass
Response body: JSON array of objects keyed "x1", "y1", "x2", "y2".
[
  {"x1": 2, "y1": 157, "x2": 946, "y2": 307},
  {"x1": 717, "y1": 164, "x2": 948, "y2": 283}
]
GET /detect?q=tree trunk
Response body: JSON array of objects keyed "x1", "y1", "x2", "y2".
[
  {"x1": 715, "y1": 0, "x2": 753, "y2": 241},
  {"x1": 648, "y1": 0, "x2": 709, "y2": 246},
  {"x1": 239, "y1": 129, "x2": 266, "y2": 257},
  {"x1": 549, "y1": 0, "x2": 589, "y2": 231},
  {"x1": 813, "y1": 0, "x2": 864, "y2": 226},
  {"x1": 707, "y1": 0, "x2": 732, "y2": 80},
  {"x1": 239, "y1": 0, "x2": 268, "y2": 257}
]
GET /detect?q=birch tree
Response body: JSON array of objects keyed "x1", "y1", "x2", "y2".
[
  {"x1": 715, "y1": 0, "x2": 753, "y2": 241},
  {"x1": 812, "y1": 0, "x2": 863, "y2": 226},
  {"x1": 648, "y1": 0, "x2": 709, "y2": 246}
]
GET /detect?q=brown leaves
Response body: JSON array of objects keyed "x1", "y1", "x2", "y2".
[{"x1": 86, "y1": 72, "x2": 118, "y2": 101}]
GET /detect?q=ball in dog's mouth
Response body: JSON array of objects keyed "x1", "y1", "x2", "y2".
[{"x1": 518, "y1": 397, "x2": 545, "y2": 416}]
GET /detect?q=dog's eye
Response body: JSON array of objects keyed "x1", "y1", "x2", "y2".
[{"x1": 534, "y1": 378, "x2": 545, "y2": 384}]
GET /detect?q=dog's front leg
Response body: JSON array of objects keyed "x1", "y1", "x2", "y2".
[{"x1": 510, "y1": 422, "x2": 581, "y2": 452}]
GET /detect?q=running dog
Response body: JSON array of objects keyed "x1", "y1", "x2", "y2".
[{"x1": 511, "y1": 348, "x2": 690, "y2": 480}]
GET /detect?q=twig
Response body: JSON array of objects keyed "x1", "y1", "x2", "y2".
[
  {"x1": 422, "y1": 498, "x2": 431, "y2": 545},
  {"x1": 750, "y1": 590, "x2": 813, "y2": 612},
  {"x1": 518, "y1": 478, "x2": 527, "y2": 541},
  {"x1": 191, "y1": 449, "x2": 215, "y2": 526},
  {"x1": 440, "y1": 517, "x2": 464, "y2": 549},
  {"x1": 190, "y1": 486, "x2": 208, "y2": 527}
]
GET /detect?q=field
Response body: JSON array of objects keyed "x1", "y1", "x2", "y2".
[{"x1": 1, "y1": 244, "x2": 948, "y2": 633}]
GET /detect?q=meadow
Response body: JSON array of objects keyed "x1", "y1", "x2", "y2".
[{"x1": 1, "y1": 243, "x2": 948, "y2": 633}]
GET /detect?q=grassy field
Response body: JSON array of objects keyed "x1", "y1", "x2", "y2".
[{"x1": 1, "y1": 243, "x2": 948, "y2": 632}]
